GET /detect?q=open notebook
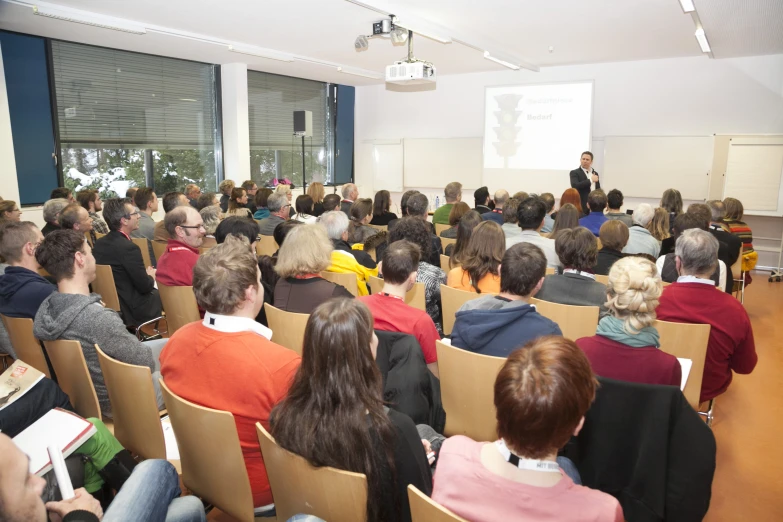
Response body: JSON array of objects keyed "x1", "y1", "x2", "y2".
[{"x1": 13, "y1": 408, "x2": 96, "y2": 476}]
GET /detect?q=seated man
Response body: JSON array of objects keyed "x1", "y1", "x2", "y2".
[
  {"x1": 322, "y1": 193, "x2": 341, "y2": 213},
  {"x1": 656, "y1": 228, "x2": 757, "y2": 404},
  {"x1": 506, "y1": 197, "x2": 560, "y2": 269},
  {"x1": 404, "y1": 193, "x2": 443, "y2": 266},
  {"x1": 59, "y1": 203, "x2": 96, "y2": 245},
  {"x1": 76, "y1": 189, "x2": 109, "y2": 235},
  {"x1": 319, "y1": 211, "x2": 378, "y2": 296},
  {"x1": 33, "y1": 230, "x2": 167, "y2": 417},
  {"x1": 451, "y1": 243, "x2": 562, "y2": 357},
  {"x1": 579, "y1": 190, "x2": 609, "y2": 236},
  {"x1": 604, "y1": 189, "x2": 634, "y2": 227},
  {"x1": 153, "y1": 192, "x2": 189, "y2": 242},
  {"x1": 156, "y1": 206, "x2": 205, "y2": 287},
  {"x1": 656, "y1": 213, "x2": 727, "y2": 291},
  {"x1": 481, "y1": 189, "x2": 508, "y2": 225},
  {"x1": 432, "y1": 182, "x2": 462, "y2": 225},
  {"x1": 622, "y1": 203, "x2": 660, "y2": 257},
  {"x1": 41, "y1": 198, "x2": 69, "y2": 236},
  {"x1": 257, "y1": 193, "x2": 290, "y2": 236},
  {"x1": 92, "y1": 198, "x2": 162, "y2": 326},
  {"x1": 160, "y1": 236, "x2": 300, "y2": 515},
  {"x1": 359, "y1": 240, "x2": 440, "y2": 376}
]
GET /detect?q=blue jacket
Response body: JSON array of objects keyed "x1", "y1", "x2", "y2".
[
  {"x1": 253, "y1": 208, "x2": 270, "y2": 220},
  {"x1": 0, "y1": 266, "x2": 56, "y2": 319},
  {"x1": 579, "y1": 212, "x2": 608, "y2": 236},
  {"x1": 482, "y1": 210, "x2": 504, "y2": 226},
  {"x1": 450, "y1": 295, "x2": 562, "y2": 357}
]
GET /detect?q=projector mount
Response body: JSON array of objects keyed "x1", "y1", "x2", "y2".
[{"x1": 354, "y1": 15, "x2": 433, "y2": 67}]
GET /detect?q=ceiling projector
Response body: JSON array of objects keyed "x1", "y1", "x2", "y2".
[{"x1": 385, "y1": 61, "x2": 436, "y2": 85}]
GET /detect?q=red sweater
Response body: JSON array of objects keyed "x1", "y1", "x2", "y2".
[
  {"x1": 159, "y1": 322, "x2": 301, "y2": 507},
  {"x1": 156, "y1": 240, "x2": 199, "y2": 287},
  {"x1": 656, "y1": 282, "x2": 757, "y2": 402},
  {"x1": 576, "y1": 335, "x2": 681, "y2": 387}
]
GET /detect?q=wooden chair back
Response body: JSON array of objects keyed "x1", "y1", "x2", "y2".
[
  {"x1": 367, "y1": 276, "x2": 426, "y2": 311},
  {"x1": 84, "y1": 231, "x2": 94, "y2": 248},
  {"x1": 264, "y1": 304, "x2": 308, "y2": 355},
  {"x1": 256, "y1": 423, "x2": 368, "y2": 522},
  {"x1": 151, "y1": 240, "x2": 168, "y2": 262},
  {"x1": 440, "y1": 284, "x2": 489, "y2": 336},
  {"x1": 320, "y1": 271, "x2": 359, "y2": 296},
  {"x1": 440, "y1": 254, "x2": 452, "y2": 272},
  {"x1": 131, "y1": 237, "x2": 152, "y2": 268},
  {"x1": 93, "y1": 265, "x2": 121, "y2": 312},
  {"x1": 159, "y1": 379, "x2": 256, "y2": 522},
  {"x1": 434, "y1": 223, "x2": 450, "y2": 236},
  {"x1": 256, "y1": 235, "x2": 278, "y2": 257},
  {"x1": 95, "y1": 344, "x2": 165, "y2": 459},
  {"x1": 595, "y1": 274, "x2": 609, "y2": 285},
  {"x1": 545, "y1": 266, "x2": 555, "y2": 275},
  {"x1": 596, "y1": 238, "x2": 603, "y2": 250},
  {"x1": 654, "y1": 320, "x2": 711, "y2": 410},
  {"x1": 408, "y1": 485, "x2": 468, "y2": 522},
  {"x1": 436, "y1": 340, "x2": 503, "y2": 441},
  {"x1": 94, "y1": 232, "x2": 106, "y2": 241},
  {"x1": 440, "y1": 237, "x2": 456, "y2": 252},
  {"x1": 42, "y1": 339, "x2": 102, "y2": 420},
  {"x1": 158, "y1": 284, "x2": 200, "y2": 335},
  {"x1": 530, "y1": 298, "x2": 599, "y2": 340},
  {"x1": 1, "y1": 315, "x2": 50, "y2": 378}
]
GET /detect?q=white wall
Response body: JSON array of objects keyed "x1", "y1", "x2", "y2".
[{"x1": 354, "y1": 53, "x2": 783, "y2": 269}]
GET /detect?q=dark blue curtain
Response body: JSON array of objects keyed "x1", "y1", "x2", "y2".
[{"x1": 334, "y1": 85, "x2": 355, "y2": 185}]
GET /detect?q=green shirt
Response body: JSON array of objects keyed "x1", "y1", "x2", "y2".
[{"x1": 432, "y1": 203, "x2": 454, "y2": 225}]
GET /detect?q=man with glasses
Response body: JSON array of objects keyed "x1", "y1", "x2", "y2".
[
  {"x1": 157, "y1": 206, "x2": 205, "y2": 287},
  {"x1": 93, "y1": 198, "x2": 162, "y2": 326},
  {"x1": 185, "y1": 183, "x2": 202, "y2": 208},
  {"x1": 257, "y1": 192, "x2": 290, "y2": 236}
]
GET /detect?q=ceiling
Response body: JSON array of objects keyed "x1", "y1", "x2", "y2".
[{"x1": 0, "y1": 0, "x2": 781, "y2": 86}]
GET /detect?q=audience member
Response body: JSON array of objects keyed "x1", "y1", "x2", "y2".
[
  {"x1": 595, "y1": 220, "x2": 629, "y2": 275},
  {"x1": 156, "y1": 206, "x2": 205, "y2": 287},
  {"x1": 322, "y1": 193, "x2": 341, "y2": 212},
  {"x1": 576, "y1": 256, "x2": 681, "y2": 386},
  {"x1": 539, "y1": 192, "x2": 556, "y2": 233},
  {"x1": 59, "y1": 203, "x2": 95, "y2": 244},
  {"x1": 403, "y1": 193, "x2": 443, "y2": 265},
  {"x1": 512, "y1": 191, "x2": 529, "y2": 201},
  {"x1": 451, "y1": 243, "x2": 561, "y2": 357},
  {"x1": 548, "y1": 203, "x2": 580, "y2": 239},
  {"x1": 605, "y1": 189, "x2": 634, "y2": 227},
  {"x1": 93, "y1": 198, "x2": 162, "y2": 325},
  {"x1": 274, "y1": 225, "x2": 352, "y2": 313},
  {"x1": 50, "y1": 187, "x2": 75, "y2": 203},
  {"x1": 34, "y1": 230, "x2": 166, "y2": 416},
  {"x1": 447, "y1": 221, "x2": 503, "y2": 293},
  {"x1": 660, "y1": 188, "x2": 683, "y2": 232},
  {"x1": 308, "y1": 182, "x2": 326, "y2": 217},
  {"x1": 154, "y1": 192, "x2": 189, "y2": 241},
  {"x1": 340, "y1": 183, "x2": 359, "y2": 216},
  {"x1": 200, "y1": 204, "x2": 221, "y2": 237},
  {"x1": 360, "y1": 240, "x2": 440, "y2": 374},
  {"x1": 448, "y1": 210, "x2": 482, "y2": 263},
  {"x1": 646, "y1": 207, "x2": 671, "y2": 242},
  {"x1": 185, "y1": 183, "x2": 201, "y2": 208},
  {"x1": 500, "y1": 198, "x2": 521, "y2": 242},
  {"x1": 272, "y1": 221, "x2": 302, "y2": 254},
  {"x1": 226, "y1": 188, "x2": 252, "y2": 218},
  {"x1": 271, "y1": 298, "x2": 432, "y2": 522},
  {"x1": 432, "y1": 336, "x2": 622, "y2": 522},
  {"x1": 319, "y1": 211, "x2": 377, "y2": 295},
  {"x1": 41, "y1": 198, "x2": 69, "y2": 236},
  {"x1": 433, "y1": 182, "x2": 463, "y2": 225},
  {"x1": 537, "y1": 227, "x2": 607, "y2": 309},
  {"x1": 293, "y1": 195, "x2": 317, "y2": 224},
  {"x1": 131, "y1": 187, "x2": 158, "y2": 241},
  {"x1": 398, "y1": 189, "x2": 418, "y2": 217},
  {"x1": 125, "y1": 187, "x2": 138, "y2": 199},
  {"x1": 622, "y1": 203, "x2": 660, "y2": 257},
  {"x1": 215, "y1": 216, "x2": 259, "y2": 248},
  {"x1": 0, "y1": 200, "x2": 22, "y2": 225},
  {"x1": 723, "y1": 196, "x2": 757, "y2": 281},
  {"x1": 218, "y1": 179, "x2": 235, "y2": 213},
  {"x1": 473, "y1": 186, "x2": 492, "y2": 214},
  {"x1": 258, "y1": 193, "x2": 290, "y2": 236},
  {"x1": 657, "y1": 213, "x2": 727, "y2": 290},
  {"x1": 506, "y1": 197, "x2": 560, "y2": 269},
  {"x1": 160, "y1": 236, "x2": 300, "y2": 514},
  {"x1": 195, "y1": 191, "x2": 219, "y2": 212},
  {"x1": 242, "y1": 180, "x2": 258, "y2": 214},
  {"x1": 556, "y1": 187, "x2": 584, "y2": 218},
  {"x1": 77, "y1": 190, "x2": 109, "y2": 234},
  {"x1": 656, "y1": 229, "x2": 757, "y2": 403},
  {"x1": 253, "y1": 188, "x2": 274, "y2": 220},
  {"x1": 706, "y1": 199, "x2": 742, "y2": 285},
  {"x1": 440, "y1": 202, "x2": 470, "y2": 239},
  {"x1": 482, "y1": 189, "x2": 509, "y2": 225},
  {"x1": 579, "y1": 190, "x2": 608, "y2": 236},
  {"x1": 370, "y1": 190, "x2": 398, "y2": 226},
  {"x1": 348, "y1": 198, "x2": 379, "y2": 245}
]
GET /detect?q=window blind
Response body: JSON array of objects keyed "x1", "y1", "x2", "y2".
[
  {"x1": 51, "y1": 41, "x2": 218, "y2": 149},
  {"x1": 248, "y1": 70, "x2": 326, "y2": 151}
]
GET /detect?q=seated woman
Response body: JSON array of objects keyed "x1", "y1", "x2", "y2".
[
  {"x1": 253, "y1": 188, "x2": 273, "y2": 220},
  {"x1": 548, "y1": 203, "x2": 580, "y2": 239},
  {"x1": 293, "y1": 195, "x2": 318, "y2": 224},
  {"x1": 275, "y1": 184, "x2": 296, "y2": 219},
  {"x1": 274, "y1": 225, "x2": 353, "y2": 313},
  {"x1": 308, "y1": 182, "x2": 326, "y2": 217},
  {"x1": 440, "y1": 202, "x2": 471, "y2": 239},
  {"x1": 226, "y1": 188, "x2": 252, "y2": 219},
  {"x1": 370, "y1": 190, "x2": 399, "y2": 226},
  {"x1": 271, "y1": 298, "x2": 432, "y2": 522},
  {"x1": 447, "y1": 221, "x2": 503, "y2": 293},
  {"x1": 660, "y1": 188, "x2": 683, "y2": 234},
  {"x1": 432, "y1": 336, "x2": 623, "y2": 522},
  {"x1": 646, "y1": 207, "x2": 670, "y2": 244},
  {"x1": 348, "y1": 198, "x2": 379, "y2": 245},
  {"x1": 576, "y1": 256, "x2": 681, "y2": 386},
  {"x1": 723, "y1": 197, "x2": 756, "y2": 285},
  {"x1": 446, "y1": 210, "x2": 482, "y2": 261},
  {"x1": 536, "y1": 227, "x2": 607, "y2": 308},
  {"x1": 595, "y1": 220, "x2": 628, "y2": 276},
  {"x1": 551, "y1": 188, "x2": 585, "y2": 221}
]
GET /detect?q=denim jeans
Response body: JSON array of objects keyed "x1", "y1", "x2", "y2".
[{"x1": 103, "y1": 459, "x2": 206, "y2": 522}]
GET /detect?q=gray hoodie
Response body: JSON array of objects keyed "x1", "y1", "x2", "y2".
[{"x1": 33, "y1": 292, "x2": 155, "y2": 417}]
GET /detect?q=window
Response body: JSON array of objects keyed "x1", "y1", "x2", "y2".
[
  {"x1": 247, "y1": 71, "x2": 328, "y2": 189},
  {"x1": 51, "y1": 41, "x2": 221, "y2": 198}
]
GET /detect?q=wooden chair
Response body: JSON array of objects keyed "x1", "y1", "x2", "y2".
[
  {"x1": 436, "y1": 340, "x2": 504, "y2": 441},
  {"x1": 84, "y1": 231, "x2": 94, "y2": 248},
  {"x1": 94, "y1": 232, "x2": 106, "y2": 241},
  {"x1": 440, "y1": 237, "x2": 456, "y2": 252},
  {"x1": 201, "y1": 236, "x2": 217, "y2": 249},
  {"x1": 595, "y1": 274, "x2": 609, "y2": 285},
  {"x1": 256, "y1": 235, "x2": 278, "y2": 257},
  {"x1": 158, "y1": 284, "x2": 200, "y2": 335},
  {"x1": 151, "y1": 240, "x2": 168, "y2": 262},
  {"x1": 730, "y1": 246, "x2": 745, "y2": 303},
  {"x1": 42, "y1": 339, "x2": 103, "y2": 421},
  {"x1": 655, "y1": 320, "x2": 711, "y2": 413},
  {"x1": 264, "y1": 304, "x2": 308, "y2": 355},
  {"x1": 367, "y1": 276, "x2": 426, "y2": 311},
  {"x1": 408, "y1": 485, "x2": 468, "y2": 522},
  {"x1": 434, "y1": 223, "x2": 451, "y2": 237},
  {"x1": 320, "y1": 271, "x2": 359, "y2": 296},
  {"x1": 440, "y1": 284, "x2": 490, "y2": 336},
  {"x1": 530, "y1": 299, "x2": 599, "y2": 340},
  {"x1": 440, "y1": 254, "x2": 452, "y2": 272},
  {"x1": 159, "y1": 379, "x2": 259, "y2": 522},
  {"x1": 257, "y1": 423, "x2": 367, "y2": 522},
  {"x1": 545, "y1": 266, "x2": 555, "y2": 275},
  {"x1": 92, "y1": 265, "x2": 121, "y2": 312},
  {"x1": 131, "y1": 237, "x2": 153, "y2": 268},
  {"x1": 1, "y1": 315, "x2": 50, "y2": 378},
  {"x1": 95, "y1": 344, "x2": 167, "y2": 460},
  {"x1": 368, "y1": 224, "x2": 387, "y2": 232},
  {"x1": 596, "y1": 238, "x2": 603, "y2": 250}
]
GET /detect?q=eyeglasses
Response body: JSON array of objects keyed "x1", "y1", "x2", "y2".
[
  {"x1": 124, "y1": 211, "x2": 140, "y2": 218},
  {"x1": 179, "y1": 224, "x2": 206, "y2": 230}
]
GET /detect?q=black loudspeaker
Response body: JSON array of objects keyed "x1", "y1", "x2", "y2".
[{"x1": 293, "y1": 110, "x2": 313, "y2": 137}]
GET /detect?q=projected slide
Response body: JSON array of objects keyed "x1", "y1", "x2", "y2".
[{"x1": 483, "y1": 82, "x2": 593, "y2": 171}]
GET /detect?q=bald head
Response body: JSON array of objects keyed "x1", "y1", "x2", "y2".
[
  {"x1": 165, "y1": 206, "x2": 204, "y2": 249},
  {"x1": 494, "y1": 189, "x2": 510, "y2": 208}
]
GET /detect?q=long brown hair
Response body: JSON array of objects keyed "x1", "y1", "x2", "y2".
[
  {"x1": 373, "y1": 190, "x2": 391, "y2": 217},
  {"x1": 448, "y1": 201, "x2": 471, "y2": 227},
  {"x1": 646, "y1": 207, "x2": 670, "y2": 241},
  {"x1": 348, "y1": 198, "x2": 373, "y2": 241},
  {"x1": 559, "y1": 188, "x2": 583, "y2": 214},
  {"x1": 227, "y1": 188, "x2": 246, "y2": 212},
  {"x1": 451, "y1": 210, "x2": 482, "y2": 269},
  {"x1": 459, "y1": 221, "x2": 504, "y2": 292},
  {"x1": 271, "y1": 299, "x2": 398, "y2": 522},
  {"x1": 550, "y1": 203, "x2": 580, "y2": 238}
]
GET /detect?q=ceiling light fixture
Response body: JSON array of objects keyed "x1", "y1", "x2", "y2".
[
  {"x1": 483, "y1": 51, "x2": 520, "y2": 71},
  {"x1": 336, "y1": 66, "x2": 384, "y2": 80},
  {"x1": 694, "y1": 27, "x2": 711, "y2": 53},
  {"x1": 31, "y1": 5, "x2": 147, "y2": 34},
  {"x1": 227, "y1": 45, "x2": 294, "y2": 62},
  {"x1": 678, "y1": 0, "x2": 696, "y2": 13}
]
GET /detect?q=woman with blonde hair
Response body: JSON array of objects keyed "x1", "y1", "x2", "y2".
[
  {"x1": 348, "y1": 198, "x2": 378, "y2": 245},
  {"x1": 447, "y1": 221, "x2": 504, "y2": 293},
  {"x1": 307, "y1": 182, "x2": 326, "y2": 217},
  {"x1": 199, "y1": 205, "x2": 221, "y2": 238},
  {"x1": 275, "y1": 184, "x2": 295, "y2": 218},
  {"x1": 226, "y1": 187, "x2": 252, "y2": 218},
  {"x1": 218, "y1": 179, "x2": 235, "y2": 213},
  {"x1": 576, "y1": 256, "x2": 681, "y2": 386},
  {"x1": 646, "y1": 207, "x2": 671, "y2": 242}
]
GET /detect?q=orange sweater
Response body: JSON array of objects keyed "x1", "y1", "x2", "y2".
[{"x1": 447, "y1": 267, "x2": 501, "y2": 293}]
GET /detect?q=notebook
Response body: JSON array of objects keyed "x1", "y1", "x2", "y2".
[
  {"x1": 13, "y1": 408, "x2": 96, "y2": 476},
  {"x1": 0, "y1": 360, "x2": 45, "y2": 412},
  {"x1": 677, "y1": 358, "x2": 692, "y2": 391}
]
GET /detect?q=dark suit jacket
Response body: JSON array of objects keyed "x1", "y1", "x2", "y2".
[
  {"x1": 569, "y1": 167, "x2": 600, "y2": 214},
  {"x1": 92, "y1": 231, "x2": 162, "y2": 326},
  {"x1": 595, "y1": 249, "x2": 626, "y2": 276},
  {"x1": 536, "y1": 272, "x2": 607, "y2": 311},
  {"x1": 340, "y1": 200, "x2": 353, "y2": 216}
]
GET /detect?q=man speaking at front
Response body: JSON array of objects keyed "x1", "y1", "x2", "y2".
[{"x1": 570, "y1": 151, "x2": 600, "y2": 214}]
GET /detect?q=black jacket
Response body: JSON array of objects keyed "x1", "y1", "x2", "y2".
[
  {"x1": 660, "y1": 235, "x2": 733, "y2": 292},
  {"x1": 41, "y1": 222, "x2": 61, "y2": 237},
  {"x1": 595, "y1": 248, "x2": 626, "y2": 276},
  {"x1": 92, "y1": 231, "x2": 162, "y2": 326},
  {"x1": 569, "y1": 167, "x2": 600, "y2": 213},
  {"x1": 562, "y1": 377, "x2": 716, "y2": 522}
]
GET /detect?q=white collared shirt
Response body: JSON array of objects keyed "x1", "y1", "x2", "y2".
[
  {"x1": 584, "y1": 167, "x2": 596, "y2": 190},
  {"x1": 202, "y1": 312, "x2": 272, "y2": 340},
  {"x1": 676, "y1": 275, "x2": 718, "y2": 286}
]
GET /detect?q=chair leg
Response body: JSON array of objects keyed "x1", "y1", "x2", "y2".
[
  {"x1": 698, "y1": 398, "x2": 715, "y2": 427},
  {"x1": 135, "y1": 316, "x2": 168, "y2": 341}
]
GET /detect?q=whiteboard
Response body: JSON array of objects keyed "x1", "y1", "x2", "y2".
[
  {"x1": 403, "y1": 138, "x2": 483, "y2": 190},
  {"x1": 370, "y1": 141, "x2": 404, "y2": 192},
  {"x1": 603, "y1": 136, "x2": 713, "y2": 200},
  {"x1": 724, "y1": 137, "x2": 783, "y2": 216}
]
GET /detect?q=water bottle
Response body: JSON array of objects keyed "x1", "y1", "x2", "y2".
[{"x1": 435, "y1": 196, "x2": 440, "y2": 209}]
